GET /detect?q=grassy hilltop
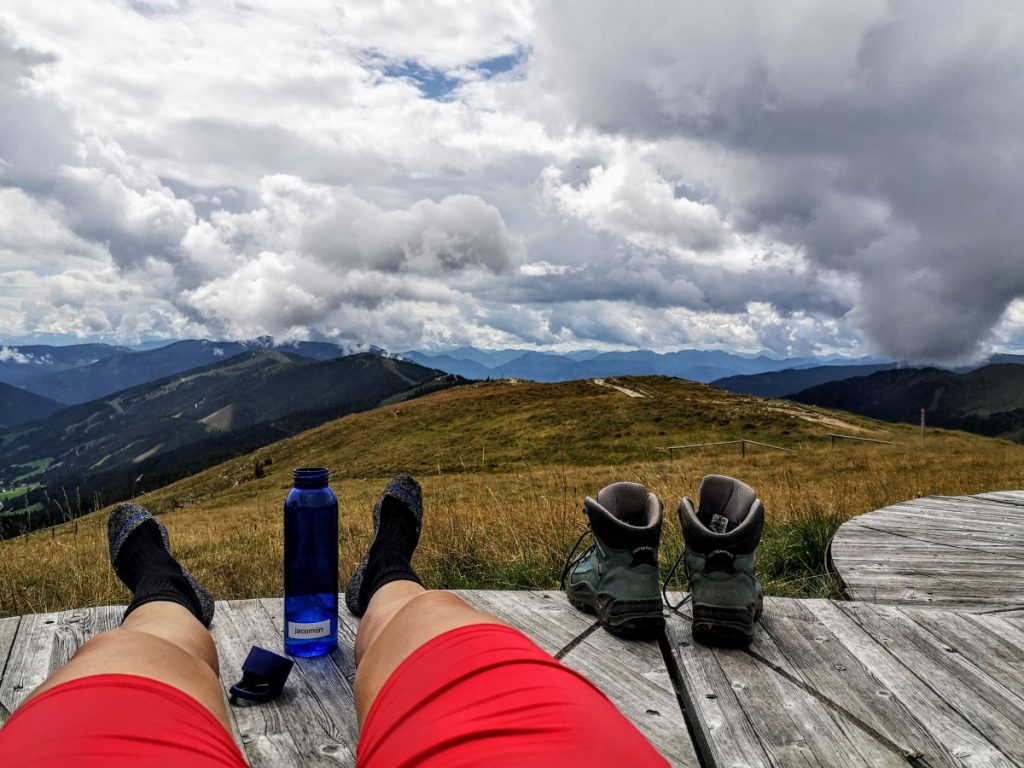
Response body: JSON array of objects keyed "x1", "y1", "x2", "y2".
[{"x1": 2, "y1": 376, "x2": 1023, "y2": 617}]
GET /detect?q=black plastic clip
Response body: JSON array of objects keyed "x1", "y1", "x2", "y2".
[{"x1": 229, "y1": 646, "x2": 294, "y2": 705}]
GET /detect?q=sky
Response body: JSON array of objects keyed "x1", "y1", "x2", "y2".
[{"x1": 1, "y1": 1, "x2": 1023, "y2": 362}]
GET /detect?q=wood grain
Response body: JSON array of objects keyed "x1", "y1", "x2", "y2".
[
  {"x1": 665, "y1": 597, "x2": 1024, "y2": 767},
  {"x1": 0, "y1": 616, "x2": 21, "y2": 725},
  {"x1": 831, "y1": 492, "x2": 1024, "y2": 612},
  {"x1": 211, "y1": 598, "x2": 359, "y2": 767}
]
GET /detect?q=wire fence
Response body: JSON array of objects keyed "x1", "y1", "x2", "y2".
[
  {"x1": 827, "y1": 433, "x2": 896, "y2": 447},
  {"x1": 662, "y1": 439, "x2": 794, "y2": 458}
]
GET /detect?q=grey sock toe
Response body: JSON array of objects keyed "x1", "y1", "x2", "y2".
[{"x1": 108, "y1": 502, "x2": 167, "y2": 565}]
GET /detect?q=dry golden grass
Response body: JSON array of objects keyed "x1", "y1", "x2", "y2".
[{"x1": 2, "y1": 377, "x2": 1022, "y2": 617}]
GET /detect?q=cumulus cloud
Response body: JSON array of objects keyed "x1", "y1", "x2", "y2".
[
  {"x1": 171, "y1": 175, "x2": 521, "y2": 344},
  {"x1": 0, "y1": 346, "x2": 31, "y2": 363},
  {"x1": 542, "y1": 150, "x2": 727, "y2": 254},
  {"x1": 2, "y1": 2, "x2": 1023, "y2": 360}
]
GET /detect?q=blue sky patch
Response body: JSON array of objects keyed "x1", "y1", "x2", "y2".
[
  {"x1": 381, "y1": 59, "x2": 463, "y2": 100},
  {"x1": 376, "y1": 46, "x2": 529, "y2": 101},
  {"x1": 477, "y1": 47, "x2": 528, "y2": 77}
]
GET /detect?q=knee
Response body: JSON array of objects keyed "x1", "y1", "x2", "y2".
[
  {"x1": 74, "y1": 629, "x2": 140, "y2": 658},
  {"x1": 73, "y1": 628, "x2": 183, "y2": 665},
  {"x1": 72, "y1": 628, "x2": 220, "y2": 681},
  {"x1": 75, "y1": 628, "x2": 214, "y2": 670},
  {"x1": 400, "y1": 590, "x2": 467, "y2": 614}
]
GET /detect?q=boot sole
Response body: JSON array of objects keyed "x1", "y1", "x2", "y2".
[
  {"x1": 566, "y1": 583, "x2": 665, "y2": 640},
  {"x1": 691, "y1": 602, "x2": 763, "y2": 647}
]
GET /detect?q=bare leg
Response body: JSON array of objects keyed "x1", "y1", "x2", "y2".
[
  {"x1": 354, "y1": 582, "x2": 507, "y2": 727},
  {"x1": 348, "y1": 474, "x2": 509, "y2": 726},
  {"x1": 20, "y1": 601, "x2": 230, "y2": 730}
]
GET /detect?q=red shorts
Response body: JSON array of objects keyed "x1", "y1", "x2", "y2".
[
  {"x1": 357, "y1": 623, "x2": 669, "y2": 767},
  {"x1": 0, "y1": 674, "x2": 248, "y2": 767},
  {"x1": 0, "y1": 625, "x2": 668, "y2": 767}
]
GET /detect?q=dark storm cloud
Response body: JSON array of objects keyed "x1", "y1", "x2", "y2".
[{"x1": 530, "y1": 0, "x2": 1024, "y2": 361}]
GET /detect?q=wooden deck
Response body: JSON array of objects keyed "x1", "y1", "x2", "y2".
[
  {"x1": 3, "y1": 590, "x2": 1024, "y2": 766},
  {"x1": 3, "y1": 491, "x2": 1024, "y2": 766},
  {"x1": 664, "y1": 594, "x2": 1024, "y2": 767},
  {"x1": 831, "y1": 490, "x2": 1024, "y2": 615},
  {"x1": 0, "y1": 591, "x2": 698, "y2": 767}
]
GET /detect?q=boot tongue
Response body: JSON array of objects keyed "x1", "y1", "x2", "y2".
[
  {"x1": 596, "y1": 482, "x2": 649, "y2": 525},
  {"x1": 699, "y1": 475, "x2": 756, "y2": 533}
]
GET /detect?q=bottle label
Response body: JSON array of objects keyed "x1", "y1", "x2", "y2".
[{"x1": 287, "y1": 619, "x2": 331, "y2": 639}]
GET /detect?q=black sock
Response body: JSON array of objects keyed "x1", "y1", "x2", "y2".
[
  {"x1": 359, "y1": 496, "x2": 422, "y2": 606},
  {"x1": 113, "y1": 519, "x2": 199, "y2": 621}
]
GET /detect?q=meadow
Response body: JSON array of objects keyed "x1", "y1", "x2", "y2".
[{"x1": 2, "y1": 377, "x2": 1022, "y2": 617}]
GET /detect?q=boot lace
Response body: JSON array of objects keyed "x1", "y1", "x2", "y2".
[
  {"x1": 559, "y1": 526, "x2": 594, "y2": 589},
  {"x1": 661, "y1": 550, "x2": 691, "y2": 611}
]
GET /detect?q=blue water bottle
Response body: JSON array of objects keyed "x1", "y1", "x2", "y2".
[{"x1": 284, "y1": 467, "x2": 339, "y2": 657}]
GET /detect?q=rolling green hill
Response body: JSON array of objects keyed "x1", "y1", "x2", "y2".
[
  {"x1": 0, "y1": 381, "x2": 64, "y2": 428},
  {"x1": 790, "y1": 364, "x2": 1024, "y2": 440},
  {"x1": 713, "y1": 363, "x2": 898, "y2": 398},
  {"x1": 2, "y1": 374, "x2": 1021, "y2": 617}
]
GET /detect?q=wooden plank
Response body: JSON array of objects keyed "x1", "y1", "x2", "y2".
[
  {"x1": 976, "y1": 491, "x2": 1024, "y2": 506},
  {"x1": 903, "y1": 609, "x2": 1024, "y2": 700},
  {"x1": 754, "y1": 608, "x2": 959, "y2": 766},
  {"x1": 836, "y1": 601, "x2": 1024, "y2": 764},
  {"x1": 832, "y1": 491, "x2": 1024, "y2": 612},
  {"x1": 664, "y1": 599, "x2": 960, "y2": 767},
  {"x1": 0, "y1": 616, "x2": 21, "y2": 725},
  {"x1": 667, "y1": 596, "x2": 1024, "y2": 766},
  {"x1": 845, "y1": 500, "x2": 1024, "y2": 530},
  {"x1": 664, "y1": 611, "x2": 774, "y2": 766},
  {"x1": 559, "y1": 617, "x2": 699, "y2": 767},
  {"x1": 810, "y1": 600, "x2": 1018, "y2": 765},
  {"x1": 211, "y1": 598, "x2": 360, "y2": 767}
]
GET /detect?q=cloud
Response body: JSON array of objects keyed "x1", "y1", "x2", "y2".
[
  {"x1": 541, "y1": 150, "x2": 727, "y2": 254},
  {"x1": 0, "y1": 346, "x2": 31, "y2": 363},
  {"x1": 526, "y1": 0, "x2": 1024, "y2": 361},
  {"x1": 174, "y1": 176, "x2": 520, "y2": 344},
  {"x1": 3, "y1": 3, "x2": 1023, "y2": 361}
]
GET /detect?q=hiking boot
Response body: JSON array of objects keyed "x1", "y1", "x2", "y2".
[
  {"x1": 677, "y1": 475, "x2": 764, "y2": 646},
  {"x1": 562, "y1": 482, "x2": 665, "y2": 639}
]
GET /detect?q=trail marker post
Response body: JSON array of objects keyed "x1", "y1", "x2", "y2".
[{"x1": 920, "y1": 408, "x2": 925, "y2": 445}]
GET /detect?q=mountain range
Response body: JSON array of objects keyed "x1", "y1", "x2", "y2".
[
  {"x1": 1, "y1": 340, "x2": 895, "y2": 412},
  {"x1": 0, "y1": 343, "x2": 129, "y2": 392},
  {"x1": 0, "y1": 350, "x2": 457, "y2": 536},
  {"x1": 401, "y1": 347, "x2": 889, "y2": 383},
  {"x1": 0, "y1": 338, "x2": 358, "y2": 405}
]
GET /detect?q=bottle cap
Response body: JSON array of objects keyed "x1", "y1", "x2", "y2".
[{"x1": 229, "y1": 646, "x2": 295, "y2": 705}]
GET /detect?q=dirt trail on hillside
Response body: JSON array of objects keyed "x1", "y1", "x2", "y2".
[
  {"x1": 592, "y1": 379, "x2": 649, "y2": 398},
  {"x1": 766, "y1": 403, "x2": 873, "y2": 433}
]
